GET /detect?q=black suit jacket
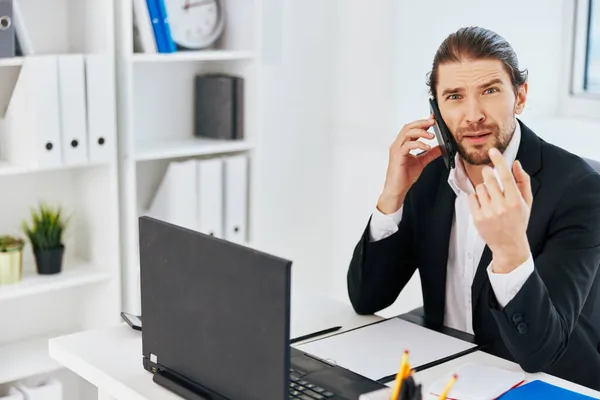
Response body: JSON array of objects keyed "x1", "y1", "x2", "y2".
[{"x1": 347, "y1": 120, "x2": 600, "y2": 390}]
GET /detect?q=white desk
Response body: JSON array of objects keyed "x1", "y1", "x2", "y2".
[
  {"x1": 48, "y1": 288, "x2": 382, "y2": 400},
  {"x1": 49, "y1": 288, "x2": 600, "y2": 399}
]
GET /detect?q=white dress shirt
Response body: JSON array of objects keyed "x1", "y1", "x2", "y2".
[{"x1": 369, "y1": 120, "x2": 534, "y2": 334}]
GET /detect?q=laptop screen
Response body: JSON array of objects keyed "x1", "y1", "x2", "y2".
[{"x1": 139, "y1": 216, "x2": 292, "y2": 400}]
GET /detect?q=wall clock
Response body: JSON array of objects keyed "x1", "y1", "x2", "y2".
[{"x1": 163, "y1": 0, "x2": 225, "y2": 50}]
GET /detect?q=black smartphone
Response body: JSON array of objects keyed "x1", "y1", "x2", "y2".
[
  {"x1": 121, "y1": 312, "x2": 142, "y2": 331},
  {"x1": 429, "y1": 98, "x2": 457, "y2": 170}
]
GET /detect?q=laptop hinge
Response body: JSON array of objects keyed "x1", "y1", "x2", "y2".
[{"x1": 153, "y1": 368, "x2": 231, "y2": 400}]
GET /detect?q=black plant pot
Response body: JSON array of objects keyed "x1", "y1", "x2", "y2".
[{"x1": 34, "y1": 245, "x2": 64, "y2": 275}]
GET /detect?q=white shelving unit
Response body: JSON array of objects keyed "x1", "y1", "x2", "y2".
[
  {"x1": 135, "y1": 136, "x2": 254, "y2": 162},
  {"x1": 0, "y1": 161, "x2": 111, "y2": 177},
  {"x1": 131, "y1": 49, "x2": 255, "y2": 63},
  {"x1": 0, "y1": 335, "x2": 64, "y2": 385},
  {"x1": 0, "y1": 260, "x2": 110, "y2": 302},
  {"x1": 0, "y1": 0, "x2": 121, "y2": 398},
  {"x1": 115, "y1": 0, "x2": 262, "y2": 314},
  {"x1": 0, "y1": 0, "x2": 266, "y2": 396},
  {"x1": 0, "y1": 58, "x2": 24, "y2": 67}
]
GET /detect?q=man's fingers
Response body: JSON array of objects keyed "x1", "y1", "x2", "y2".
[
  {"x1": 399, "y1": 129, "x2": 435, "y2": 145},
  {"x1": 482, "y1": 166, "x2": 504, "y2": 208},
  {"x1": 488, "y1": 148, "x2": 519, "y2": 200},
  {"x1": 417, "y1": 145, "x2": 442, "y2": 166},
  {"x1": 475, "y1": 183, "x2": 492, "y2": 215},
  {"x1": 401, "y1": 140, "x2": 431, "y2": 155},
  {"x1": 468, "y1": 193, "x2": 481, "y2": 218},
  {"x1": 403, "y1": 118, "x2": 436, "y2": 131},
  {"x1": 513, "y1": 160, "x2": 533, "y2": 206},
  {"x1": 393, "y1": 118, "x2": 436, "y2": 148}
]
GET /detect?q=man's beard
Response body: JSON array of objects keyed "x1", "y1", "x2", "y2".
[{"x1": 455, "y1": 119, "x2": 515, "y2": 165}]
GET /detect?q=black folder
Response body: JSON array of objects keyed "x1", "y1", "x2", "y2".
[{"x1": 194, "y1": 74, "x2": 244, "y2": 141}]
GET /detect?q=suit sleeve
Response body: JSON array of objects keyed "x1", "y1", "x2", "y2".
[
  {"x1": 347, "y1": 190, "x2": 419, "y2": 315},
  {"x1": 488, "y1": 172, "x2": 600, "y2": 372}
]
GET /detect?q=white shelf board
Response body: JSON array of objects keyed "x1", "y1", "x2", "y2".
[
  {"x1": 0, "y1": 57, "x2": 24, "y2": 67},
  {"x1": 0, "y1": 162, "x2": 31, "y2": 175},
  {"x1": 0, "y1": 259, "x2": 111, "y2": 301},
  {"x1": 0, "y1": 160, "x2": 111, "y2": 177},
  {"x1": 135, "y1": 137, "x2": 254, "y2": 161},
  {"x1": 0, "y1": 333, "x2": 63, "y2": 384},
  {"x1": 131, "y1": 50, "x2": 255, "y2": 63}
]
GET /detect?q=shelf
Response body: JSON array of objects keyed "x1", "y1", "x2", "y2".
[
  {"x1": 0, "y1": 259, "x2": 111, "y2": 302},
  {"x1": 135, "y1": 137, "x2": 254, "y2": 161},
  {"x1": 0, "y1": 161, "x2": 111, "y2": 177},
  {"x1": 131, "y1": 50, "x2": 255, "y2": 63},
  {"x1": 0, "y1": 162, "x2": 31, "y2": 176},
  {"x1": 0, "y1": 333, "x2": 63, "y2": 384},
  {"x1": 0, "y1": 57, "x2": 24, "y2": 67}
]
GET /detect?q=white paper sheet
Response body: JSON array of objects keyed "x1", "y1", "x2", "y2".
[
  {"x1": 427, "y1": 363, "x2": 525, "y2": 400},
  {"x1": 295, "y1": 318, "x2": 477, "y2": 381}
]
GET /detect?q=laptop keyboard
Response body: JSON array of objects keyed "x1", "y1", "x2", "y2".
[{"x1": 289, "y1": 368, "x2": 336, "y2": 399}]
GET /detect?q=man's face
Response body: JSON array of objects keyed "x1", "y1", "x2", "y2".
[{"x1": 436, "y1": 58, "x2": 527, "y2": 165}]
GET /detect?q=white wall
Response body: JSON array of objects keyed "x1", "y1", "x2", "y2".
[
  {"x1": 328, "y1": 0, "x2": 600, "y2": 317},
  {"x1": 253, "y1": 0, "x2": 338, "y2": 292}
]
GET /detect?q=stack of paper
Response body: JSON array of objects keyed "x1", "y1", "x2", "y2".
[
  {"x1": 295, "y1": 318, "x2": 478, "y2": 382},
  {"x1": 428, "y1": 363, "x2": 525, "y2": 399}
]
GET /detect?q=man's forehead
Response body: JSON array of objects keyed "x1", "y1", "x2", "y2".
[{"x1": 437, "y1": 59, "x2": 510, "y2": 87}]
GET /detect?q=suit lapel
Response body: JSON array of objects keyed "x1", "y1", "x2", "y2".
[
  {"x1": 428, "y1": 170, "x2": 457, "y2": 325},
  {"x1": 471, "y1": 119, "x2": 542, "y2": 314}
]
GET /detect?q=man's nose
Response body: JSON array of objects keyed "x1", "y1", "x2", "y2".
[{"x1": 465, "y1": 98, "x2": 485, "y2": 124}]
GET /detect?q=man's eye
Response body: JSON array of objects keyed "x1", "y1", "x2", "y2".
[
  {"x1": 447, "y1": 94, "x2": 461, "y2": 100},
  {"x1": 484, "y1": 87, "x2": 499, "y2": 94}
]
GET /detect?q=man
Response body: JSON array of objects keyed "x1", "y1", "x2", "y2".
[{"x1": 347, "y1": 26, "x2": 600, "y2": 390}]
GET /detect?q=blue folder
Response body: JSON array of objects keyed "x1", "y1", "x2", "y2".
[
  {"x1": 145, "y1": 0, "x2": 176, "y2": 53},
  {"x1": 499, "y1": 380, "x2": 599, "y2": 399},
  {"x1": 155, "y1": 0, "x2": 177, "y2": 52},
  {"x1": 145, "y1": 0, "x2": 167, "y2": 53}
]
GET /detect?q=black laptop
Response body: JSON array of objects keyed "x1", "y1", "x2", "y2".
[{"x1": 138, "y1": 216, "x2": 386, "y2": 400}]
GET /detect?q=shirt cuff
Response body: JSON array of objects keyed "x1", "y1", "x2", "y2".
[
  {"x1": 368, "y1": 205, "x2": 403, "y2": 242},
  {"x1": 487, "y1": 254, "x2": 535, "y2": 308}
]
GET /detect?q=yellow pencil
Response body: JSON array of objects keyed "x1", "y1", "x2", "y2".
[
  {"x1": 391, "y1": 350, "x2": 409, "y2": 400},
  {"x1": 401, "y1": 362, "x2": 412, "y2": 380},
  {"x1": 438, "y1": 373, "x2": 458, "y2": 400}
]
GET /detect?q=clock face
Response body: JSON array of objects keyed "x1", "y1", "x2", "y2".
[{"x1": 164, "y1": 0, "x2": 224, "y2": 49}]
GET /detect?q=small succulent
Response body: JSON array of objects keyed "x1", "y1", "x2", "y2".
[
  {"x1": 22, "y1": 203, "x2": 69, "y2": 251},
  {"x1": 0, "y1": 236, "x2": 25, "y2": 252}
]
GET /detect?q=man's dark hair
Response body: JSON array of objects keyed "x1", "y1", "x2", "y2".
[{"x1": 426, "y1": 26, "x2": 528, "y2": 98}]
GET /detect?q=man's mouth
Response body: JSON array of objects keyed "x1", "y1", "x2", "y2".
[
  {"x1": 464, "y1": 131, "x2": 490, "y2": 137},
  {"x1": 464, "y1": 132, "x2": 491, "y2": 143}
]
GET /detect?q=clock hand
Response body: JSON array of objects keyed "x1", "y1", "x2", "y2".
[{"x1": 183, "y1": 0, "x2": 212, "y2": 10}]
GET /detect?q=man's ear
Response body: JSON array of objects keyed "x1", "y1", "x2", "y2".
[{"x1": 514, "y1": 82, "x2": 528, "y2": 115}]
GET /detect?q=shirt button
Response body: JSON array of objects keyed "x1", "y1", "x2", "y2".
[{"x1": 467, "y1": 253, "x2": 472, "y2": 259}]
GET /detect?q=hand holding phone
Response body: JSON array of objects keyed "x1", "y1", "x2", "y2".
[
  {"x1": 377, "y1": 117, "x2": 443, "y2": 214},
  {"x1": 429, "y1": 98, "x2": 457, "y2": 170}
]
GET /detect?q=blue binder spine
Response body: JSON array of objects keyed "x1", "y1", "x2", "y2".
[
  {"x1": 145, "y1": 0, "x2": 168, "y2": 53},
  {"x1": 156, "y1": 0, "x2": 177, "y2": 53}
]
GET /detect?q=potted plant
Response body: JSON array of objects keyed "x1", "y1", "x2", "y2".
[
  {"x1": 0, "y1": 235, "x2": 25, "y2": 284},
  {"x1": 22, "y1": 203, "x2": 68, "y2": 275}
]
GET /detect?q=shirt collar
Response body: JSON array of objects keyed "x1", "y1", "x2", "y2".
[{"x1": 447, "y1": 119, "x2": 521, "y2": 196}]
